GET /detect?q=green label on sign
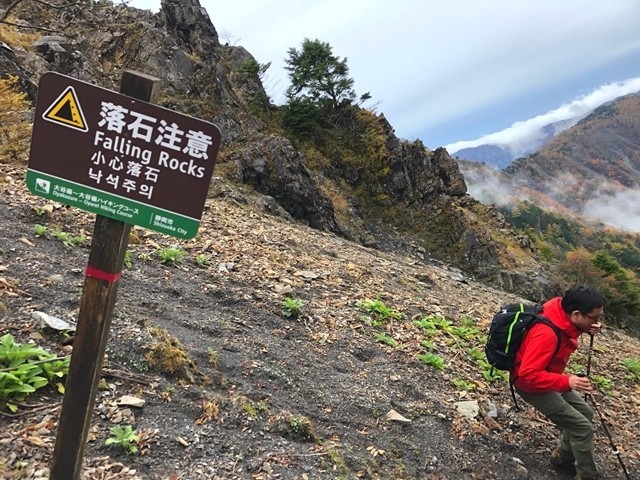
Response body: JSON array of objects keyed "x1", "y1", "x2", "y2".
[{"x1": 26, "y1": 170, "x2": 200, "y2": 239}]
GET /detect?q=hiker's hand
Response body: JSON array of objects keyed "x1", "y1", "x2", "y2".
[
  {"x1": 588, "y1": 322, "x2": 602, "y2": 335},
  {"x1": 569, "y1": 375, "x2": 592, "y2": 394}
]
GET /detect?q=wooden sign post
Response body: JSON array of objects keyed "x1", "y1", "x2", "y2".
[
  {"x1": 49, "y1": 71, "x2": 160, "y2": 480},
  {"x1": 27, "y1": 67, "x2": 220, "y2": 479}
]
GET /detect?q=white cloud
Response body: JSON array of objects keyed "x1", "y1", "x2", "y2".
[
  {"x1": 460, "y1": 168, "x2": 515, "y2": 208},
  {"x1": 460, "y1": 163, "x2": 640, "y2": 233},
  {"x1": 583, "y1": 190, "x2": 640, "y2": 232},
  {"x1": 446, "y1": 77, "x2": 640, "y2": 155}
]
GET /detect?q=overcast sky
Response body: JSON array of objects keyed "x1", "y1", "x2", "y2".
[{"x1": 128, "y1": 0, "x2": 640, "y2": 151}]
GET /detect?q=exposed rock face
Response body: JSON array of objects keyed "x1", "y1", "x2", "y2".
[
  {"x1": 431, "y1": 147, "x2": 467, "y2": 196},
  {"x1": 161, "y1": 0, "x2": 220, "y2": 54},
  {"x1": 373, "y1": 116, "x2": 467, "y2": 206},
  {"x1": 234, "y1": 135, "x2": 343, "y2": 235},
  {"x1": 331, "y1": 113, "x2": 466, "y2": 207},
  {"x1": 0, "y1": 42, "x2": 37, "y2": 100}
]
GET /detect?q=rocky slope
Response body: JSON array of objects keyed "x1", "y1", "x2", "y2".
[
  {"x1": 1, "y1": 1, "x2": 639, "y2": 479},
  {"x1": 1, "y1": 160, "x2": 640, "y2": 479}
]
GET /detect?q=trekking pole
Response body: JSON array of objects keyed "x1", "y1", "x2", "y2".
[
  {"x1": 587, "y1": 395, "x2": 632, "y2": 479},
  {"x1": 586, "y1": 333, "x2": 594, "y2": 377},
  {"x1": 578, "y1": 335, "x2": 632, "y2": 479}
]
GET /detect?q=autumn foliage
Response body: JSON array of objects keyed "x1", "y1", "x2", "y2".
[{"x1": 0, "y1": 75, "x2": 32, "y2": 163}]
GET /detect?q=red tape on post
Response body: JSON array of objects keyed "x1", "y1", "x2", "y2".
[{"x1": 85, "y1": 266, "x2": 122, "y2": 283}]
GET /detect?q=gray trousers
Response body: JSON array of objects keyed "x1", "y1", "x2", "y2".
[{"x1": 517, "y1": 389, "x2": 597, "y2": 479}]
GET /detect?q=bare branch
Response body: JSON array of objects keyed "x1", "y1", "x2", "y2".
[
  {"x1": 0, "y1": 0, "x2": 26, "y2": 22},
  {"x1": 32, "y1": 0, "x2": 83, "y2": 9},
  {"x1": 0, "y1": 19, "x2": 62, "y2": 32},
  {"x1": 1, "y1": 0, "x2": 83, "y2": 24}
]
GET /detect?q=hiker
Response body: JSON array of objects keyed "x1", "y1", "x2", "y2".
[{"x1": 512, "y1": 284, "x2": 604, "y2": 480}]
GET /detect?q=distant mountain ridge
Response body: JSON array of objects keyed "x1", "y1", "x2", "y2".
[
  {"x1": 458, "y1": 92, "x2": 640, "y2": 228},
  {"x1": 451, "y1": 107, "x2": 601, "y2": 168},
  {"x1": 506, "y1": 92, "x2": 640, "y2": 206}
]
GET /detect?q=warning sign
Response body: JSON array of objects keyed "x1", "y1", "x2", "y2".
[
  {"x1": 42, "y1": 86, "x2": 88, "y2": 132},
  {"x1": 27, "y1": 72, "x2": 221, "y2": 239}
]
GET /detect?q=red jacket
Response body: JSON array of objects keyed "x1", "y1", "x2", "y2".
[{"x1": 512, "y1": 297, "x2": 582, "y2": 393}]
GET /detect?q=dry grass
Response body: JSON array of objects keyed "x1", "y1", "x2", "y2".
[
  {"x1": 196, "y1": 397, "x2": 221, "y2": 424},
  {"x1": 0, "y1": 22, "x2": 40, "y2": 49},
  {"x1": 0, "y1": 75, "x2": 32, "y2": 163}
]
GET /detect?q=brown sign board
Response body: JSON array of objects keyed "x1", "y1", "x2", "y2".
[{"x1": 27, "y1": 72, "x2": 221, "y2": 238}]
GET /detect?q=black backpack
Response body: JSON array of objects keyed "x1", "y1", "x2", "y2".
[{"x1": 485, "y1": 303, "x2": 562, "y2": 408}]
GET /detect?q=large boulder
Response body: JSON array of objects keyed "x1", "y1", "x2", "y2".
[{"x1": 233, "y1": 134, "x2": 344, "y2": 235}]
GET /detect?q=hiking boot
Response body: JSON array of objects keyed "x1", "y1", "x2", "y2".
[{"x1": 550, "y1": 449, "x2": 575, "y2": 472}]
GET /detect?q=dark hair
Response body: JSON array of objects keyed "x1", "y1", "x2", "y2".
[{"x1": 561, "y1": 284, "x2": 605, "y2": 314}]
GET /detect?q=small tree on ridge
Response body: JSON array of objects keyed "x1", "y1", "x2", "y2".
[{"x1": 284, "y1": 38, "x2": 356, "y2": 110}]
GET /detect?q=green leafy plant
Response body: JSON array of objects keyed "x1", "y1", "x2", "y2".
[
  {"x1": 374, "y1": 332, "x2": 398, "y2": 348},
  {"x1": 124, "y1": 250, "x2": 133, "y2": 269},
  {"x1": 282, "y1": 297, "x2": 304, "y2": 318},
  {"x1": 132, "y1": 359, "x2": 149, "y2": 372},
  {"x1": 105, "y1": 425, "x2": 140, "y2": 454},
  {"x1": 71, "y1": 234, "x2": 87, "y2": 246},
  {"x1": 195, "y1": 254, "x2": 211, "y2": 267},
  {"x1": 414, "y1": 316, "x2": 438, "y2": 335},
  {"x1": 450, "y1": 325, "x2": 480, "y2": 341},
  {"x1": 452, "y1": 378, "x2": 475, "y2": 391},
  {"x1": 52, "y1": 230, "x2": 73, "y2": 246},
  {"x1": 357, "y1": 298, "x2": 403, "y2": 326},
  {"x1": 31, "y1": 206, "x2": 48, "y2": 217},
  {"x1": 459, "y1": 315, "x2": 477, "y2": 327},
  {"x1": 569, "y1": 363, "x2": 586, "y2": 375},
  {"x1": 139, "y1": 252, "x2": 152, "y2": 262},
  {"x1": 417, "y1": 353, "x2": 445, "y2": 371},
  {"x1": 240, "y1": 397, "x2": 267, "y2": 418},
  {"x1": 420, "y1": 340, "x2": 437, "y2": 351},
  {"x1": 466, "y1": 347, "x2": 485, "y2": 361},
  {"x1": 622, "y1": 357, "x2": 640, "y2": 382},
  {"x1": 478, "y1": 359, "x2": 507, "y2": 382},
  {"x1": 157, "y1": 247, "x2": 187, "y2": 265},
  {"x1": 0, "y1": 334, "x2": 69, "y2": 407},
  {"x1": 591, "y1": 375, "x2": 614, "y2": 394},
  {"x1": 414, "y1": 314, "x2": 452, "y2": 334},
  {"x1": 288, "y1": 415, "x2": 315, "y2": 440},
  {"x1": 34, "y1": 224, "x2": 49, "y2": 237}
]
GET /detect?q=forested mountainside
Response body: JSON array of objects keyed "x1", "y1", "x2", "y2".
[
  {"x1": 451, "y1": 116, "x2": 582, "y2": 169},
  {"x1": 505, "y1": 92, "x2": 640, "y2": 210}
]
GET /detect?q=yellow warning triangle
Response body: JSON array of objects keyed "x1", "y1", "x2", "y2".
[{"x1": 42, "y1": 86, "x2": 88, "y2": 132}]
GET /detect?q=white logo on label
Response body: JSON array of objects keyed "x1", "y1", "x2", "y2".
[{"x1": 35, "y1": 178, "x2": 51, "y2": 194}]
